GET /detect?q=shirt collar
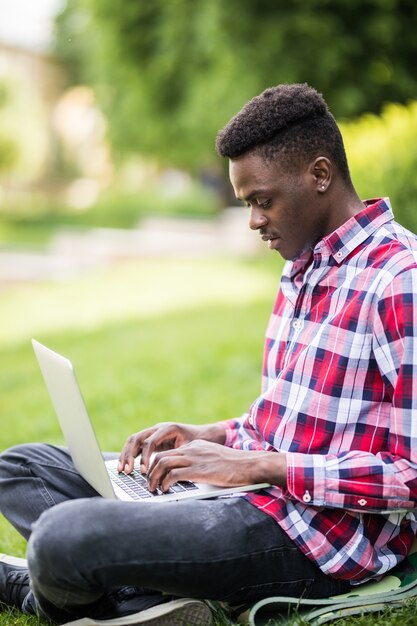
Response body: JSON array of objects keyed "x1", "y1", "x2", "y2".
[
  {"x1": 284, "y1": 197, "x2": 394, "y2": 280},
  {"x1": 315, "y1": 197, "x2": 394, "y2": 264}
]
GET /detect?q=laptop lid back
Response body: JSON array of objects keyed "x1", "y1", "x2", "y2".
[{"x1": 32, "y1": 339, "x2": 116, "y2": 500}]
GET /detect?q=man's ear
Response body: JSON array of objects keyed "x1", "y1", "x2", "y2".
[{"x1": 311, "y1": 156, "x2": 332, "y2": 193}]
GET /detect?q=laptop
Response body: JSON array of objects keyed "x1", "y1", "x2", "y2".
[{"x1": 32, "y1": 339, "x2": 270, "y2": 503}]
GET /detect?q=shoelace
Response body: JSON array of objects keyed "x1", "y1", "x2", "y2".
[{"x1": 5, "y1": 570, "x2": 31, "y2": 608}]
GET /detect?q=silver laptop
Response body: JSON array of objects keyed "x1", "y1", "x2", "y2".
[{"x1": 32, "y1": 339, "x2": 269, "y2": 503}]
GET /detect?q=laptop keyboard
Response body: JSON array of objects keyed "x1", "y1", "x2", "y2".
[{"x1": 107, "y1": 467, "x2": 199, "y2": 500}]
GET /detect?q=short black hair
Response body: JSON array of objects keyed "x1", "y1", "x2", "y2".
[{"x1": 216, "y1": 83, "x2": 352, "y2": 184}]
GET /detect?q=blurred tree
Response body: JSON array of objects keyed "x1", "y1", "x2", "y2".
[
  {"x1": 54, "y1": 0, "x2": 417, "y2": 170},
  {"x1": 341, "y1": 100, "x2": 417, "y2": 232},
  {"x1": 0, "y1": 82, "x2": 19, "y2": 174}
]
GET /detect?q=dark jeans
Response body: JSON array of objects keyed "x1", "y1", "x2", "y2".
[{"x1": 0, "y1": 443, "x2": 351, "y2": 623}]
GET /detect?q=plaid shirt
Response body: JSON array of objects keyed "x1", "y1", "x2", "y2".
[{"x1": 222, "y1": 198, "x2": 417, "y2": 583}]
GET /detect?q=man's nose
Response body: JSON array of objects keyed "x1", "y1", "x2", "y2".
[{"x1": 249, "y1": 206, "x2": 268, "y2": 230}]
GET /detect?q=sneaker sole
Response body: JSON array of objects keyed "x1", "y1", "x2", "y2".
[
  {"x1": 0, "y1": 554, "x2": 28, "y2": 568},
  {"x1": 62, "y1": 598, "x2": 213, "y2": 626}
]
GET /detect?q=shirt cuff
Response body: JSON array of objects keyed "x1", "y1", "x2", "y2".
[
  {"x1": 217, "y1": 418, "x2": 241, "y2": 447},
  {"x1": 286, "y1": 452, "x2": 327, "y2": 506}
]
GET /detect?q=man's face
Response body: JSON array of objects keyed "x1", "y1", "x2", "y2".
[{"x1": 229, "y1": 151, "x2": 328, "y2": 261}]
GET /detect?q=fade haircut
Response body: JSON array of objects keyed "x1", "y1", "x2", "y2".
[{"x1": 216, "y1": 83, "x2": 352, "y2": 184}]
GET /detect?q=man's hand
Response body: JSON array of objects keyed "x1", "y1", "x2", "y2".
[
  {"x1": 146, "y1": 440, "x2": 287, "y2": 492},
  {"x1": 117, "y1": 422, "x2": 227, "y2": 474}
]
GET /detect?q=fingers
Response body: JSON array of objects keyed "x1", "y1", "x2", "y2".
[
  {"x1": 117, "y1": 427, "x2": 155, "y2": 474},
  {"x1": 117, "y1": 422, "x2": 185, "y2": 475},
  {"x1": 146, "y1": 440, "x2": 216, "y2": 491},
  {"x1": 139, "y1": 430, "x2": 168, "y2": 473},
  {"x1": 147, "y1": 451, "x2": 191, "y2": 492}
]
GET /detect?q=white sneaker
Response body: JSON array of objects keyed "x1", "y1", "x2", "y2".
[
  {"x1": 0, "y1": 553, "x2": 28, "y2": 568},
  {"x1": 62, "y1": 598, "x2": 213, "y2": 625}
]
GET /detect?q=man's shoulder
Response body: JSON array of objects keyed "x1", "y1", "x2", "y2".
[
  {"x1": 368, "y1": 219, "x2": 417, "y2": 273},
  {"x1": 383, "y1": 218, "x2": 417, "y2": 243}
]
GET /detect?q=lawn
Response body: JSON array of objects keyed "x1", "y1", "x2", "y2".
[{"x1": 0, "y1": 255, "x2": 415, "y2": 625}]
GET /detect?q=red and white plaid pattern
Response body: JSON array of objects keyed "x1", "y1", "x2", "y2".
[{"x1": 222, "y1": 198, "x2": 417, "y2": 583}]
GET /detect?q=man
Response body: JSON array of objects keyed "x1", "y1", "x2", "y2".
[{"x1": 1, "y1": 83, "x2": 417, "y2": 626}]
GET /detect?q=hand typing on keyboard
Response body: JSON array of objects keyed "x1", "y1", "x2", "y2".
[
  {"x1": 117, "y1": 421, "x2": 285, "y2": 494},
  {"x1": 117, "y1": 421, "x2": 227, "y2": 475},
  {"x1": 144, "y1": 439, "x2": 286, "y2": 494}
]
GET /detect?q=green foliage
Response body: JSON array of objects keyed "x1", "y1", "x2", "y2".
[
  {"x1": 0, "y1": 77, "x2": 48, "y2": 183},
  {"x1": 54, "y1": 0, "x2": 417, "y2": 169},
  {"x1": 73, "y1": 180, "x2": 221, "y2": 226},
  {"x1": 341, "y1": 99, "x2": 417, "y2": 231},
  {"x1": 0, "y1": 132, "x2": 18, "y2": 173},
  {"x1": 0, "y1": 81, "x2": 19, "y2": 173}
]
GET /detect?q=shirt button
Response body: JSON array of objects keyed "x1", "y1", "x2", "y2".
[
  {"x1": 303, "y1": 491, "x2": 312, "y2": 503},
  {"x1": 358, "y1": 498, "x2": 367, "y2": 507},
  {"x1": 292, "y1": 320, "x2": 299, "y2": 329},
  {"x1": 336, "y1": 251, "x2": 343, "y2": 259}
]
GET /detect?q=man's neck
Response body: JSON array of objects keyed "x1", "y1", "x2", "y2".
[{"x1": 324, "y1": 183, "x2": 364, "y2": 235}]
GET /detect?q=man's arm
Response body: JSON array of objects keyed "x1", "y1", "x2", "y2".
[
  {"x1": 117, "y1": 417, "x2": 287, "y2": 491},
  {"x1": 145, "y1": 441, "x2": 287, "y2": 493}
]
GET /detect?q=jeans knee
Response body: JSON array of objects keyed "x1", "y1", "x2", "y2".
[
  {"x1": 0, "y1": 443, "x2": 30, "y2": 464},
  {"x1": 0, "y1": 443, "x2": 49, "y2": 471},
  {"x1": 28, "y1": 499, "x2": 92, "y2": 586},
  {"x1": 0, "y1": 444, "x2": 32, "y2": 481}
]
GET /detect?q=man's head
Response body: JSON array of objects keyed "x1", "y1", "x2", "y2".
[
  {"x1": 216, "y1": 84, "x2": 357, "y2": 261},
  {"x1": 215, "y1": 83, "x2": 351, "y2": 184}
]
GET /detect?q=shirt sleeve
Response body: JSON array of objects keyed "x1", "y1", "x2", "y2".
[
  {"x1": 219, "y1": 414, "x2": 274, "y2": 451},
  {"x1": 286, "y1": 268, "x2": 417, "y2": 513}
]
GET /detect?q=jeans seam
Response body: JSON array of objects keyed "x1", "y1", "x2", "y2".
[
  {"x1": 26, "y1": 460, "x2": 85, "y2": 475},
  {"x1": 79, "y1": 546, "x2": 303, "y2": 571},
  {"x1": 4, "y1": 459, "x2": 58, "y2": 509}
]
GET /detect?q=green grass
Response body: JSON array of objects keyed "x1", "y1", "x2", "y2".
[
  {"x1": 0, "y1": 255, "x2": 278, "y2": 624},
  {"x1": 0, "y1": 255, "x2": 414, "y2": 625}
]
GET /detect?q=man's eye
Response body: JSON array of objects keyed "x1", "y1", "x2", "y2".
[{"x1": 257, "y1": 199, "x2": 271, "y2": 209}]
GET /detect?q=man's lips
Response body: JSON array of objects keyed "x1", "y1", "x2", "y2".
[
  {"x1": 261, "y1": 234, "x2": 280, "y2": 249},
  {"x1": 261, "y1": 234, "x2": 279, "y2": 241}
]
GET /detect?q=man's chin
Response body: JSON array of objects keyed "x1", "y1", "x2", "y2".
[
  {"x1": 267, "y1": 237, "x2": 280, "y2": 251},
  {"x1": 277, "y1": 243, "x2": 314, "y2": 262}
]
